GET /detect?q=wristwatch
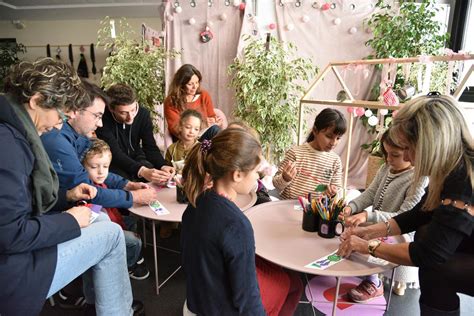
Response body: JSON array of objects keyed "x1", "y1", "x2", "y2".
[{"x1": 368, "y1": 239, "x2": 382, "y2": 257}]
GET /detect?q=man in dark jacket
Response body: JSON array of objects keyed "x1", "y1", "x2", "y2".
[{"x1": 96, "y1": 83, "x2": 174, "y2": 183}]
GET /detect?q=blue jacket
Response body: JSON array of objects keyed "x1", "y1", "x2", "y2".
[
  {"x1": 0, "y1": 95, "x2": 81, "y2": 315},
  {"x1": 41, "y1": 123, "x2": 133, "y2": 208},
  {"x1": 181, "y1": 190, "x2": 265, "y2": 316}
]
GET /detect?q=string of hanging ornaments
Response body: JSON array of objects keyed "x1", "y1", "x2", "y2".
[
  {"x1": 167, "y1": 0, "x2": 246, "y2": 43},
  {"x1": 268, "y1": 1, "x2": 373, "y2": 34}
]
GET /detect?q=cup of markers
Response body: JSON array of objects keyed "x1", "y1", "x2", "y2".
[
  {"x1": 314, "y1": 195, "x2": 346, "y2": 239},
  {"x1": 300, "y1": 196, "x2": 320, "y2": 232}
]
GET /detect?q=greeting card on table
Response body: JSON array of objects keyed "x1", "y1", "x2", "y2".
[
  {"x1": 306, "y1": 250, "x2": 345, "y2": 270},
  {"x1": 149, "y1": 200, "x2": 170, "y2": 216}
]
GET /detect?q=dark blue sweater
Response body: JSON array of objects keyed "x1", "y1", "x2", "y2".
[{"x1": 181, "y1": 191, "x2": 265, "y2": 316}]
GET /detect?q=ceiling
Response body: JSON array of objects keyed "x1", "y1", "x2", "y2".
[{"x1": 0, "y1": 0, "x2": 164, "y2": 21}]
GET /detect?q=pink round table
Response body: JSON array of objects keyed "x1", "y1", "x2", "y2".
[
  {"x1": 245, "y1": 200, "x2": 402, "y2": 315},
  {"x1": 129, "y1": 186, "x2": 257, "y2": 295}
]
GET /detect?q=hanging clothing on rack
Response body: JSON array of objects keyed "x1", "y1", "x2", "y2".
[{"x1": 77, "y1": 45, "x2": 89, "y2": 78}]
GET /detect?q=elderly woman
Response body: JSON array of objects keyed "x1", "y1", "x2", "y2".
[
  {"x1": 337, "y1": 93, "x2": 473, "y2": 316},
  {"x1": 0, "y1": 59, "x2": 138, "y2": 315}
]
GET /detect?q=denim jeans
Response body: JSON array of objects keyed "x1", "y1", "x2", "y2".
[
  {"x1": 123, "y1": 215, "x2": 142, "y2": 267},
  {"x1": 47, "y1": 213, "x2": 133, "y2": 316}
]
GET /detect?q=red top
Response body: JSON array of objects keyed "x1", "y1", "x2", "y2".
[
  {"x1": 95, "y1": 183, "x2": 126, "y2": 229},
  {"x1": 164, "y1": 89, "x2": 217, "y2": 138}
]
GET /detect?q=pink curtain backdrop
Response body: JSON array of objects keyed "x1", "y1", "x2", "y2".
[
  {"x1": 275, "y1": 0, "x2": 379, "y2": 189},
  {"x1": 163, "y1": 0, "x2": 246, "y2": 119}
]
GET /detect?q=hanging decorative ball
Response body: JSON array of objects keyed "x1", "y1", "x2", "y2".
[
  {"x1": 333, "y1": 18, "x2": 341, "y2": 25},
  {"x1": 268, "y1": 23, "x2": 276, "y2": 30},
  {"x1": 286, "y1": 23, "x2": 294, "y2": 31},
  {"x1": 355, "y1": 107, "x2": 365, "y2": 117},
  {"x1": 188, "y1": 18, "x2": 196, "y2": 25},
  {"x1": 330, "y1": 3, "x2": 336, "y2": 9},
  {"x1": 207, "y1": 21, "x2": 214, "y2": 27},
  {"x1": 239, "y1": 2, "x2": 246, "y2": 10},
  {"x1": 379, "y1": 109, "x2": 389, "y2": 116},
  {"x1": 368, "y1": 116, "x2": 379, "y2": 126},
  {"x1": 321, "y1": 3, "x2": 331, "y2": 10},
  {"x1": 347, "y1": 107, "x2": 354, "y2": 114},
  {"x1": 233, "y1": 0, "x2": 240, "y2": 6},
  {"x1": 301, "y1": 15, "x2": 310, "y2": 23},
  {"x1": 220, "y1": 13, "x2": 227, "y2": 21},
  {"x1": 174, "y1": 6, "x2": 182, "y2": 13},
  {"x1": 312, "y1": 2, "x2": 321, "y2": 9},
  {"x1": 364, "y1": 109, "x2": 373, "y2": 117},
  {"x1": 350, "y1": 3, "x2": 356, "y2": 10},
  {"x1": 166, "y1": 14, "x2": 174, "y2": 22},
  {"x1": 349, "y1": 26, "x2": 358, "y2": 34}
]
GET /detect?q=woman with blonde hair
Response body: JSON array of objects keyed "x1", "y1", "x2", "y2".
[{"x1": 337, "y1": 93, "x2": 473, "y2": 316}]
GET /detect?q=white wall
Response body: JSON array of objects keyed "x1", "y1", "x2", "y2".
[{"x1": 0, "y1": 17, "x2": 162, "y2": 83}]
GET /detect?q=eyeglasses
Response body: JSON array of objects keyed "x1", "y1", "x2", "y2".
[
  {"x1": 56, "y1": 108, "x2": 71, "y2": 123},
  {"x1": 82, "y1": 109, "x2": 103, "y2": 122}
]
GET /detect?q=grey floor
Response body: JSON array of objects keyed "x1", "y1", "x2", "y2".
[{"x1": 41, "y1": 222, "x2": 474, "y2": 316}]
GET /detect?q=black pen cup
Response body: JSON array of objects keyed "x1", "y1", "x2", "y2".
[
  {"x1": 318, "y1": 219, "x2": 345, "y2": 239},
  {"x1": 176, "y1": 186, "x2": 188, "y2": 204},
  {"x1": 302, "y1": 211, "x2": 319, "y2": 232}
]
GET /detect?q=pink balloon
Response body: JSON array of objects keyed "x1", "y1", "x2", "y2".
[
  {"x1": 347, "y1": 107, "x2": 354, "y2": 114},
  {"x1": 239, "y1": 3, "x2": 246, "y2": 10},
  {"x1": 321, "y1": 3, "x2": 331, "y2": 10},
  {"x1": 268, "y1": 23, "x2": 276, "y2": 30},
  {"x1": 355, "y1": 107, "x2": 365, "y2": 117}
]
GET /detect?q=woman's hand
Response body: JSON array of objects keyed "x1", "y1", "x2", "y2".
[
  {"x1": 124, "y1": 181, "x2": 150, "y2": 191},
  {"x1": 345, "y1": 211, "x2": 368, "y2": 227},
  {"x1": 66, "y1": 206, "x2": 92, "y2": 228},
  {"x1": 338, "y1": 205, "x2": 352, "y2": 221},
  {"x1": 341, "y1": 225, "x2": 375, "y2": 240},
  {"x1": 131, "y1": 188, "x2": 159, "y2": 205},
  {"x1": 337, "y1": 233, "x2": 369, "y2": 258},
  {"x1": 140, "y1": 167, "x2": 174, "y2": 184},
  {"x1": 66, "y1": 183, "x2": 97, "y2": 202},
  {"x1": 282, "y1": 161, "x2": 297, "y2": 182}
]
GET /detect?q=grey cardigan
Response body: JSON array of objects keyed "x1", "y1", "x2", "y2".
[{"x1": 348, "y1": 164, "x2": 428, "y2": 223}]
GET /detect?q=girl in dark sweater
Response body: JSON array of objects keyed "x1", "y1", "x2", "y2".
[{"x1": 181, "y1": 129, "x2": 265, "y2": 316}]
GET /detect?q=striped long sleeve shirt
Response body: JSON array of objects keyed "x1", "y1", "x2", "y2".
[{"x1": 273, "y1": 143, "x2": 343, "y2": 200}]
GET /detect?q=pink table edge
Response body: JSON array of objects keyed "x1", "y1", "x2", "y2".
[{"x1": 245, "y1": 200, "x2": 403, "y2": 277}]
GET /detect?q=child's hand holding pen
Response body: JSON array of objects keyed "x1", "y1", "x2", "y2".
[
  {"x1": 338, "y1": 205, "x2": 352, "y2": 221},
  {"x1": 282, "y1": 161, "x2": 297, "y2": 182}
]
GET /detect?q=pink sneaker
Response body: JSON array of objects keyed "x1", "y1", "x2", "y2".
[{"x1": 348, "y1": 280, "x2": 384, "y2": 303}]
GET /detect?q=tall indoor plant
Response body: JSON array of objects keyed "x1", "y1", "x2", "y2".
[
  {"x1": 0, "y1": 41, "x2": 26, "y2": 90},
  {"x1": 97, "y1": 17, "x2": 179, "y2": 132},
  {"x1": 228, "y1": 35, "x2": 316, "y2": 162},
  {"x1": 362, "y1": 0, "x2": 450, "y2": 155}
]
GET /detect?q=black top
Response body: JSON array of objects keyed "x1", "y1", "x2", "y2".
[
  {"x1": 96, "y1": 106, "x2": 168, "y2": 178},
  {"x1": 394, "y1": 160, "x2": 474, "y2": 268},
  {"x1": 181, "y1": 191, "x2": 265, "y2": 316}
]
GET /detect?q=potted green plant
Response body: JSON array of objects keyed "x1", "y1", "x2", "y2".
[
  {"x1": 0, "y1": 41, "x2": 26, "y2": 90},
  {"x1": 228, "y1": 35, "x2": 316, "y2": 163},
  {"x1": 97, "y1": 17, "x2": 179, "y2": 132},
  {"x1": 361, "y1": 0, "x2": 450, "y2": 159}
]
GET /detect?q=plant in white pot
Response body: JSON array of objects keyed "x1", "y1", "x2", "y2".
[{"x1": 228, "y1": 35, "x2": 316, "y2": 163}]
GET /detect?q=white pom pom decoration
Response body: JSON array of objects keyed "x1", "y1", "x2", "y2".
[
  {"x1": 368, "y1": 116, "x2": 379, "y2": 126},
  {"x1": 349, "y1": 26, "x2": 358, "y2": 34},
  {"x1": 233, "y1": 0, "x2": 240, "y2": 6},
  {"x1": 174, "y1": 6, "x2": 182, "y2": 13},
  {"x1": 301, "y1": 15, "x2": 310, "y2": 23},
  {"x1": 333, "y1": 18, "x2": 341, "y2": 25},
  {"x1": 364, "y1": 109, "x2": 373, "y2": 117},
  {"x1": 188, "y1": 18, "x2": 196, "y2": 25},
  {"x1": 286, "y1": 23, "x2": 294, "y2": 31},
  {"x1": 379, "y1": 109, "x2": 389, "y2": 115}
]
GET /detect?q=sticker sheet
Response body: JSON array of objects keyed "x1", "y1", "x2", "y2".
[
  {"x1": 305, "y1": 250, "x2": 345, "y2": 270},
  {"x1": 149, "y1": 200, "x2": 170, "y2": 216}
]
